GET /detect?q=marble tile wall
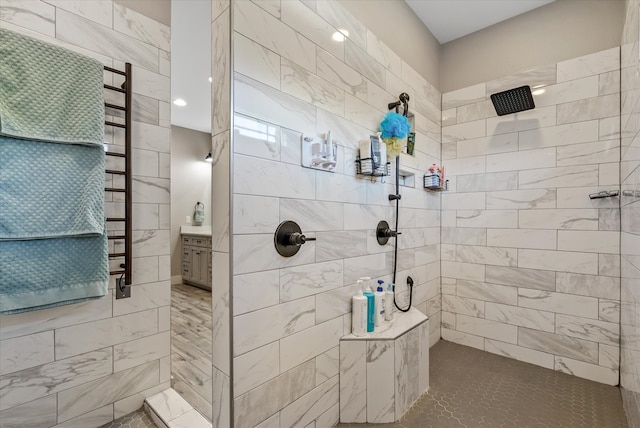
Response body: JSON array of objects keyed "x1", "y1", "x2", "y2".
[
  {"x1": 441, "y1": 47, "x2": 622, "y2": 385},
  {"x1": 210, "y1": 1, "x2": 232, "y2": 427},
  {"x1": 620, "y1": 0, "x2": 640, "y2": 425},
  {"x1": 230, "y1": 0, "x2": 441, "y2": 426},
  {"x1": 0, "y1": 2, "x2": 171, "y2": 426}
]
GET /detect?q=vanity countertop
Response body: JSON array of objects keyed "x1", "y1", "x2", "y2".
[{"x1": 180, "y1": 225, "x2": 212, "y2": 236}]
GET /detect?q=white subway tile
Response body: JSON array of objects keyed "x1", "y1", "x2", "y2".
[
  {"x1": 519, "y1": 120, "x2": 599, "y2": 150},
  {"x1": 456, "y1": 172, "x2": 518, "y2": 192},
  {"x1": 533, "y1": 75, "x2": 599, "y2": 107},
  {"x1": 557, "y1": 140, "x2": 620, "y2": 167},
  {"x1": 442, "y1": 120, "x2": 485, "y2": 144},
  {"x1": 235, "y1": 73, "x2": 316, "y2": 136},
  {"x1": 281, "y1": 199, "x2": 344, "y2": 231},
  {"x1": 518, "y1": 328, "x2": 598, "y2": 363},
  {"x1": 441, "y1": 328, "x2": 485, "y2": 350},
  {"x1": 519, "y1": 209, "x2": 598, "y2": 230},
  {"x1": 235, "y1": 0, "x2": 315, "y2": 72},
  {"x1": 457, "y1": 133, "x2": 518, "y2": 158},
  {"x1": 555, "y1": 356, "x2": 618, "y2": 385},
  {"x1": 280, "y1": 318, "x2": 343, "y2": 372},
  {"x1": 366, "y1": 30, "x2": 401, "y2": 76},
  {"x1": 441, "y1": 261, "x2": 485, "y2": 282},
  {"x1": 457, "y1": 210, "x2": 518, "y2": 228},
  {"x1": 556, "y1": 272, "x2": 620, "y2": 299},
  {"x1": 485, "y1": 339, "x2": 554, "y2": 369},
  {"x1": 457, "y1": 315, "x2": 517, "y2": 344},
  {"x1": 234, "y1": 195, "x2": 280, "y2": 234},
  {"x1": 234, "y1": 33, "x2": 281, "y2": 90},
  {"x1": 442, "y1": 295, "x2": 485, "y2": 318},
  {"x1": 234, "y1": 297, "x2": 315, "y2": 356},
  {"x1": 519, "y1": 289, "x2": 599, "y2": 318},
  {"x1": 233, "y1": 342, "x2": 279, "y2": 397},
  {"x1": 557, "y1": 94, "x2": 620, "y2": 125},
  {"x1": 487, "y1": 64, "x2": 557, "y2": 94},
  {"x1": 233, "y1": 270, "x2": 280, "y2": 315},
  {"x1": 485, "y1": 266, "x2": 555, "y2": 291},
  {"x1": 0, "y1": 331, "x2": 54, "y2": 376},
  {"x1": 560, "y1": 230, "x2": 619, "y2": 255},
  {"x1": 456, "y1": 245, "x2": 517, "y2": 267},
  {"x1": 486, "y1": 106, "x2": 556, "y2": 135},
  {"x1": 519, "y1": 165, "x2": 598, "y2": 189},
  {"x1": 486, "y1": 303, "x2": 555, "y2": 332},
  {"x1": 518, "y1": 249, "x2": 598, "y2": 275},
  {"x1": 487, "y1": 229, "x2": 556, "y2": 250},
  {"x1": 557, "y1": 47, "x2": 620, "y2": 82},
  {"x1": 235, "y1": 154, "x2": 316, "y2": 200},
  {"x1": 556, "y1": 314, "x2": 618, "y2": 346},
  {"x1": 442, "y1": 83, "x2": 486, "y2": 110},
  {"x1": 55, "y1": 309, "x2": 158, "y2": 359},
  {"x1": 457, "y1": 280, "x2": 518, "y2": 305},
  {"x1": 113, "y1": 331, "x2": 169, "y2": 372},
  {"x1": 113, "y1": 3, "x2": 170, "y2": 51},
  {"x1": 280, "y1": 260, "x2": 343, "y2": 301},
  {"x1": 281, "y1": 58, "x2": 344, "y2": 116},
  {"x1": 486, "y1": 148, "x2": 556, "y2": 173},
  {"x1": 441, "y1": 193, "x2": 486, "y2": 210}
]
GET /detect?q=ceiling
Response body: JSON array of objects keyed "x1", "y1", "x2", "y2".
[
  {"x1": 170, "y1": 0, "x2": 555, "y2": 133},
  {"x1": 405, "y1": 0, "x2": 554, "y2": 44}
]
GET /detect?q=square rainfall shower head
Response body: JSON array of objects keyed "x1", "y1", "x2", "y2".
[{"x1": 490, "y1": 85, "x2": 535, "y2": 116}]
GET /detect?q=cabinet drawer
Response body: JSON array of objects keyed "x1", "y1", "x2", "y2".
[
  {"x1": 208, "y1": 250, "x2": 212, "y2": 268},
  {"x1": 192, "y1": 237, "x2": 208, "y2": 247},
  {"x1": 182, "y1": 249, "x2": 191, "y2": 262},
  {"x1": 182, "y1": 236, "x2": 192, "y2": 245},
  {"x1": 182, "y1": 266, "x2": 190, "y2": 277}
]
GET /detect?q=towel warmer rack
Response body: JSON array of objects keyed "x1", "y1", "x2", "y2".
[{"x1": 104, "y1": 63, "x2": 132, "y2": 286}]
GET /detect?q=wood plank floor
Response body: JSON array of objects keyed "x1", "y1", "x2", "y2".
[{"x1": 171, "y1": 283, "x2": 213, "y2": 422}]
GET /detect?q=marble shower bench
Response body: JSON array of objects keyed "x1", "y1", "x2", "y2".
[{"x1": 339, "y1": 308, "x2": 429, "y2": 424}]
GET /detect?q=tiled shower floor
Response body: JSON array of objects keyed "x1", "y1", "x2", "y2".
[
  {"x1": 339, "y1": 340, "x2": 628, "y2": 428},
  {"x1": 100, "y1": 408, "x2": 154, "y2": 428},
  {"x1": 104, "y1": 339, "x2": 628, "y2": 428}
]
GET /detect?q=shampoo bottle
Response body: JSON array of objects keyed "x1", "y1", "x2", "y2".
[
  {"x1": 352, "y1": 289, "x2": 367, "y2": 336},
  {"x1": 375, "y1": 280, "x2": 385, "y2": 326},
  {"x1": 385, "y1": 283, "x2": 394, "y2": 321},
  {"x1": 361, "y1": 278, "x2": 375, "y2": 332}
]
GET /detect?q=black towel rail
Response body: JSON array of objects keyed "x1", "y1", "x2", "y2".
[{"x1": 104, "y1": 63, "x2": 132, "y2": 286}]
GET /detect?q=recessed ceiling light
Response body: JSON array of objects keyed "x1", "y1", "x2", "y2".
[
  {"x1": 332, "y1": 29, "x2": 349, "y2": 42},
  {"x1": 173, "y1": 98, "x2": 187, "y2": 107},
  {"x1": 208, "y1": 77, "x2": 212, "y2": 83}
]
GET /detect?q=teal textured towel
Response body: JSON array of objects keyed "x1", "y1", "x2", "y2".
[
  {"x1": 0, "y1": 28, "x2": 104, "y2": 146},
  {"x1": 0, "y1": 231, "x2": 109, "y2": 314},
  {"x1": 0, "y1": 137, "x2": 105, "y2": 240}
]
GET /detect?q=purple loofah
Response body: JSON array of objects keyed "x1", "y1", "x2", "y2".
[{"x1": 380, "y1": 112, "x2": 410, "y2": 139}]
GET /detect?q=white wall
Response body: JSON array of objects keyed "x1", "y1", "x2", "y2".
[
  {"x1": 170, "y1": 125, "x2": 212, "y2": 280},
  {"x1": 229, "y1": 1, "x2": 441, "y2": 426},
  {"x1": 0, "y1": 2, "x2": 172, "y2": 426},
  {"x1": 441, "y1": 47, "x2": 621, "y2": 385},
  {"x1": 440, "y1": 0, "x2": 625, "y2": 92}
]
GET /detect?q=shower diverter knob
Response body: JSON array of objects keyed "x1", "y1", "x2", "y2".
[{"x1": 274, "y1": 220, "x2": 316, "y2": 257}]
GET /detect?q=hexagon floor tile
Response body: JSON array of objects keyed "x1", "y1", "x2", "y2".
[
  {"x1": 100, "y1": 408, "x2": 155, "y2": 428},
  {"x1": 338, "y1": 340, "x2": 628, "y2": 428}
]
